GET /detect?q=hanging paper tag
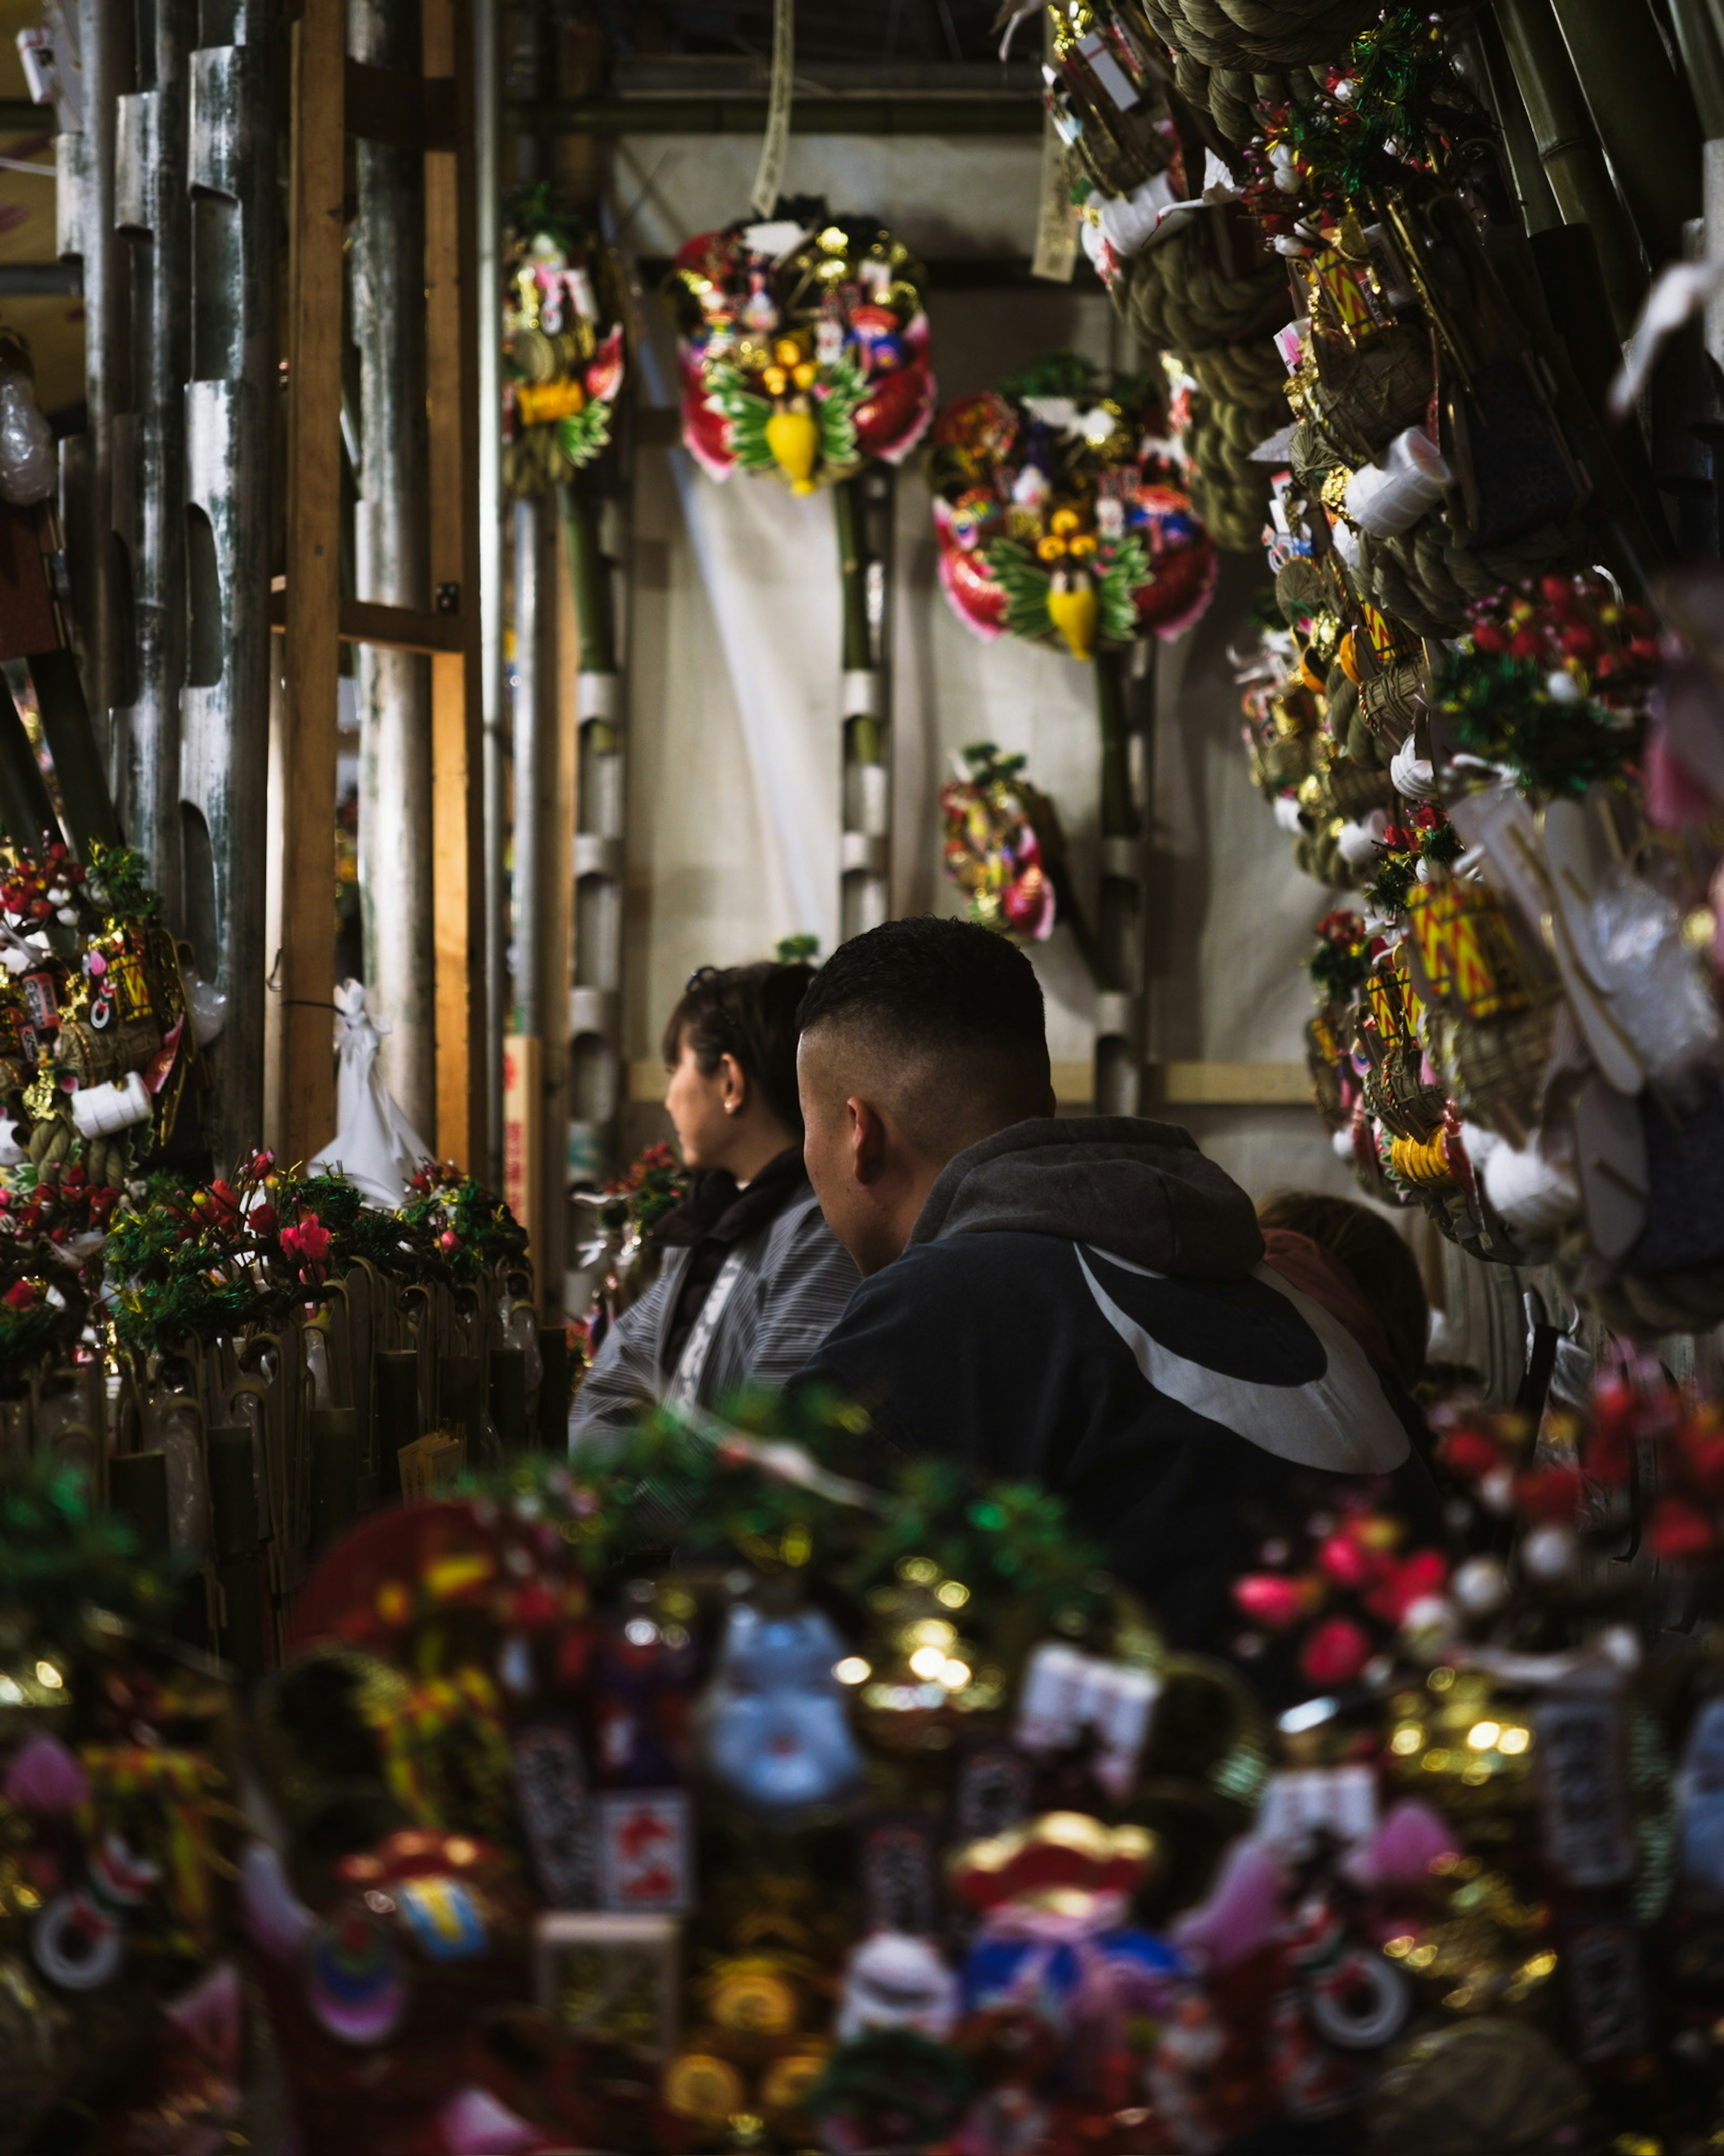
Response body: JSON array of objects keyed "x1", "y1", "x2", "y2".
[
  {"x1": 862, "y1": 1816, "x2": 938, "y2": 1937},
  {"x1": 953, "y1": 1743, "x2": 1035, "y2": 1844},
  {"x1": 598, "y1": 1790, "x2": 692, "y2": 1914},
  {"x1": 1258, "y1": 1765, "x2": 1378, "y2": 1854},
  {"x1": 514, "y1": 1723, "x2": 598, "y2": 1910},
  {"x1": 1535, "y1": 1686, "x2": 1635, "y2": 1888},
  {"x1": 1013, "y1": 1641, "x2": 1159, "y2": 1798},
  {"x1": 1032, "y1": 18, "x2": 1078, "y2": 284},
  {"x1": 534, "y1": 1909, "x2": 682, "y2": 2057},
  {"x1": 1563, "y1": 1920, "x2": 1650, "y2": 2061}
]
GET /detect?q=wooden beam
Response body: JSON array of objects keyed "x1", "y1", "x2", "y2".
[
  {"x1": 425, "y1": 0, "x2": 486, "y2": 1170},
  {"x1": 269, "y1": 590, "x2": 466, "y2": 654},
  {"x1": 279, "y1": 0, "x2": 346, "y2": 1167}
]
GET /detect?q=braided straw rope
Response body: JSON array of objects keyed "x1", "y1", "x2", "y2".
[
  {"x1": 1121, "y1": 220, "x2": 1289, "y2": 354},
  {"x1": 1143, "y1": 0, "x2": 1383, "y2": 69},
  {"x1": 1172, "y1": 48, "x2": 1325, "y2": 141}
]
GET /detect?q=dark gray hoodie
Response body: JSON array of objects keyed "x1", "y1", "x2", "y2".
[{"x1": 796, "y1": 1117, "x2": 1423, "y2": 1647}]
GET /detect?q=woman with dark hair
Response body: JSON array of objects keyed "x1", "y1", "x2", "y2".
[{"x1": 570, "y1": 959, "x2": 859, "y2": 1440}]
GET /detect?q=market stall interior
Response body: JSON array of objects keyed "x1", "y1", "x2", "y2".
[{"x1": 13, "y1": 0, "x2": 1724, "y2": 2148}]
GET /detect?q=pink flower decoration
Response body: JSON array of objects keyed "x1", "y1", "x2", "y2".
[
  {"x1": 4, "y1": 1731, "x2": 90, "y2": 1814},
  {"x1": 1298, "y1": 1615, "x2": 1374, "y2": 1688}
]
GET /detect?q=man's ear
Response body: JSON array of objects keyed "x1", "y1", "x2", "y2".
[{"x1": 847, "y1": 1095, "x2": 888, "y2": 1186}]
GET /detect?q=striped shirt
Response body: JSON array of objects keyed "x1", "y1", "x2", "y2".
[{"x1": 569, "y1": 1182, "x2": 860, "y2": 1444}]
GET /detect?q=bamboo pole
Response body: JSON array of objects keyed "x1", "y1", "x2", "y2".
[
  {"x1": 1673, "y1": 0, "x2": 1724, "y2": 141},
  {"x1": 279, "y1": 0, "x2": 346, "y2": 1165},
  {"x1": 836, "y1": 469, "x2": 891, "y2": 939},
  {"x1": 426, "y1": 0, "x2": 487, "y2": 1173},
  {"x1": 1545, "y1": 0, "x2": 1701, "y2": 269},
  {"x1": 208, "y1": 1425, "x2": 265, "y2": 1684},
  {"x1": 1494, "y1": 0, "x2": 1646, "y2": 335},
  {"x1": 353, "y1": 0, "x2": 436, "y2": 1143},
  {"x1": 0, "y1": 670, "x2": 62, "y2": 850}
]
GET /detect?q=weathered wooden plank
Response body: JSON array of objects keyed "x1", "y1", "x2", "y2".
[
  {"x1": 279, "y1": 0, "x2": 346, "y2": 1165},
  {"x1": 425, "y1": 0, "x2": 486, "y2": 1170}
]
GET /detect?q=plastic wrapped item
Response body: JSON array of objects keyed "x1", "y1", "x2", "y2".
[
  {"x1": 0, "y1": 366, "x2": 57, "y2": 506},
  {"x1": 308, "y1": 980, "x2": 430, "y2": 1209},
  {"x1": 183, "y1": 964, "x2": 229, "y2": 1045},
  {"x1": 1462, "y1": 1121, "x2": 1581, "y2": 1243},
  {"x1": 1588, "y1": 861, "x2": 1722, "y2": 1097},
  {"x1": 1344, "y1": 427, "x2": 1451, "y2": 539}
]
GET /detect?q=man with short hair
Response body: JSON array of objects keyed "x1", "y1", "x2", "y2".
[{"x1": 794, "y1": 916, "x2": 1428, "y2": 1647}]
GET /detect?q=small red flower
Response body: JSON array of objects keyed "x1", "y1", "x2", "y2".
[
  {"x1": 4, "y1": 1279, "x2": 36, "y2": 1309},
  {"x1": 1649, "y1": 1497, "x2": 1716, "y2": 1563},
  {"x1": 281, "y1": 1212, "x2": 331, "y2": 1264},
  {"x1": 1300, "y1": 1616, "x2": 1373, "y2": 1688}
]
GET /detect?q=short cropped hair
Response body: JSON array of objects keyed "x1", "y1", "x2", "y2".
[
  {"x1": 796, "y1": 916, "x2": 1050, "y2": 1116},
  {"x1": 662, "y1": 960, "x2": 815, "y2": 1135}
]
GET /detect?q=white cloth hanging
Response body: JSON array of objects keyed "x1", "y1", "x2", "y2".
[{"x1": 308, "y1": 979, "x2": 430, "y2": 1208}]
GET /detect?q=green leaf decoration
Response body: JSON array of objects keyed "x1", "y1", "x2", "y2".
[
  {"x1": 707, "y1": 364, "x2": 777, "y2": 475},
  {"x1": 985, "y1": 538, "x2": 1054, "y2": 644},
  {"x1": 1096, "y1": 535, "x2": 1150, "y2": 645},
  {"x1": 815, "y1": 352, "x2": 865, "y2": 472},
  {"x1": 554, "y1": 400, "x2": 613, "y2": 472}
]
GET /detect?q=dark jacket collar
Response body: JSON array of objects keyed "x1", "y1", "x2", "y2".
[
  {"x1": 653, "y1": 1145, "x2": 808, "y2": 1249},
  {"x1": 908, "y1": 1115, "x2": 1264, "y2": 1281}
]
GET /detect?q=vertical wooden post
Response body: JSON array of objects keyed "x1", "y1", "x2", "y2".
[
  {"x1": 426, "y1": 0, "x2": 487, "y2": 1171},
  {"x1": 279, "y1": 0, "x2": 345, "y2": 1165}
]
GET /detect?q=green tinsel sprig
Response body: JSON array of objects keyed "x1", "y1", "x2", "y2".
[{"x1": 1438, "y1": 649, "x2": 1639, "y2": 797}]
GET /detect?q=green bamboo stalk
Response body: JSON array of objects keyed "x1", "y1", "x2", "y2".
[
  {"x1": 1495, "y1": 0, "x2": 1648, "y2": 335},
  {"x1": 374, "y1": 1346, "x2": 420, "y2": 1501},
  {"x1": 0, "y1": 667, "x2": 59, "y2": 853},
  {"x1": 1529, "y1": 223, "x2": 1671, "y2": 573},
  {"x1": 833, "y1": 476, "x2": 880, "y2": 764},
  {"x1": 536, "y1": 1323, "x2": 566, "y2": 1455},
  {"x1": 1673, "y1": 0, "x2": 1724, "y2": 141},
  {"x1": 308, "y1": 1406, "x2": 360, "y2": 1554},
  {"x1": 1473, "y1": 11, "x2": 1561, "y2": 233},
  {"x1": 1096, "y1": 647, "x2": 1137, "y2": 845},
  {"x1": 110, "y1": 1449, "x2": 171, "y2": 1558},
  {"x1": 1545, "y1": 0, "x2": 1702, "y2": 265},
  {"x1": 488, "y1": 1345, "x2": 528, "y2": 1456},
  {"x1": 208, "y1": 1425, "x2": 266, "y2": 1685},
  {"x1": 28, "y1": 649, "x2": 121, "y2": 857},
  {"x1": 558, "y1": 476, "x2": 617, "y2": 740}
]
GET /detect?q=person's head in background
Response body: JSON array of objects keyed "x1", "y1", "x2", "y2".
[
  {"x1": 1256, "y1": 1189, "x2": 1429, "y2": 1394},
  {"x1": 662, "y1": 960, "x2": 814, "y2": 1183},
  {"x1": 796, "y1": 916, "x2": 1056, "y2": 1275}
]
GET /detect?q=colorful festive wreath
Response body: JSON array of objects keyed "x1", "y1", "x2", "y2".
[
  {"x1": 941, "y1": 743, "x2": 1059, "y2": 944},
  {"x1": 502, "y1": 184, "x2": 627, "y2": 497},
  {"x1": 666, "y1": 211, "x2": 935, "y2": 493},
  {"x1": 928, "y1": 353, "x2": 1215, "y2": 662}
]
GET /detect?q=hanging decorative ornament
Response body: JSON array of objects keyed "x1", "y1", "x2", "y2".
[
  {"x1": 928, "y1": 353, "x2": 1216, "y2": 657},
  {"x1": 501, "y1": 183, "x2": 627, "y2": 498},
  {"x1": 666, "y1": 212, "x2": 936, "y2": 494},
  {"x1": 940, "y1": 742, "x2": 1058, "y2": 944}
]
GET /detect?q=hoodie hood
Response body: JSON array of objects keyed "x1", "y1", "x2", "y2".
[{"x1": 908, "y1": 1116, "x2": 1266, "y2": 1281}]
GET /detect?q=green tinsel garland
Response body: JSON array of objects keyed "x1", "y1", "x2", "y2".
[
  {"x1": 527, "y1": 1386, "x2": 1114, "y2": 1636},
  {"x1": 1438, "y1": 650, "x2": 1639, "y2": 797},
  {"x1": 1310, "y1": 939, "x2": 1369, "y2": 1001},
  {"x1": 0, "y1": 1456, "x2": 181, "y2": 1634},
  {"x1": 1264, "y1": 7, "x2": 1456, "y2": 205}
]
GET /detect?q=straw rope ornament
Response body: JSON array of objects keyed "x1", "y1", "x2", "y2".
[{"x1": 1139, "y1": 0, "x2": 1385, "y2": 71}]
